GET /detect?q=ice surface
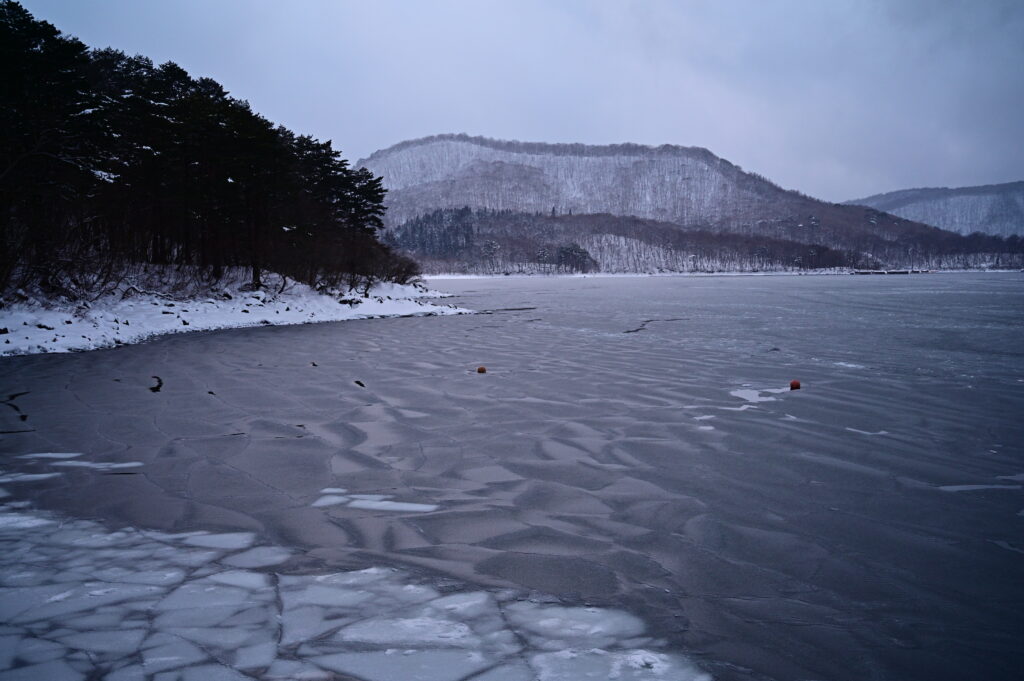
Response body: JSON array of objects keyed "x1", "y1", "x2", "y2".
[
  {"x1": 0, "y1": 513, "x2": 54, "y2": 530},
  {"x1": 221, "y1": 546, "x2": 291, "y2": 568},
  {"x1": 0, "y1": 473, "x2": 61, "y2": 483},
  {"x1": 16, "y1": 454, "x2": 82, "y2": 460},
  {"x1": 0, "y1": 502, "x2": 709, "y2": 680}
]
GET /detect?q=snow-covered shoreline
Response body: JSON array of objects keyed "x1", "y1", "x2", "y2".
[
  {"x1": 0, "y1": 281, "x2": 470, "y2": 358},
  {"x1": 424, "y1": 268, "x2": 1022, "y2": 280}
]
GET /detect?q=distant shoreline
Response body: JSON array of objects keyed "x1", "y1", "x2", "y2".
[{"x1": 424, "y1": 269, "x2": 1022, "y2": 280}]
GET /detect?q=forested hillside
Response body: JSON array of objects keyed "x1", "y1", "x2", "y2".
[
  {"x1": 0, "y1": 2, "x2": 417, "y2": 302},
  {"x1": 847, "y1": 181, "x2": 1024, "y2": 238},
  {"x1": 388, "y1": 208, "x2": 1023, "y2": 274}
]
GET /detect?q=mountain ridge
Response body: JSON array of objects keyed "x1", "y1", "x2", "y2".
[
  {"x1": 359, "y1": 134, "x2": 1022, "y2": 272},
  {"x1": 846, "y1": 181, "x2": 1024, "y2": 237}
]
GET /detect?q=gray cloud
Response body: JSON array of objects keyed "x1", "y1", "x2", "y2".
[{"x1": 22, "y1": 0, "x2": 1024, "y2": 201}]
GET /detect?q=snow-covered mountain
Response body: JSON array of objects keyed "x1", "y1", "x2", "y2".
[
  {"x1": 358, "y1": 134, "x2": 811, "y2": 229},
  {"x1": 846, "y1": 182, "x2": 1024, "y2": 237},
  {"x1": 358, "y1": 135, "x2": 1021, "y2": 273}
]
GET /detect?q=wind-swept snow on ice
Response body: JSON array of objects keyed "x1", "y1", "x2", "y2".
[{"x1": 0, "y1": 503, "x2": 711, "y2": 681}]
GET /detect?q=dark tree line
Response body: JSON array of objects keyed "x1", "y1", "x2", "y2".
[
  {"x1": 0, "y1": 2, "x2": 417, "y2": 301},
  {"x1": 388, "y1": 205, "x2": 1024, "y2": 274},
  {"x1": 387, "y1": 208, "x2": 600, "y2": 273}
]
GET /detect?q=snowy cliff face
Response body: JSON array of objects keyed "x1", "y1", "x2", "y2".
[
  {"x1": 358, "y1": 134, "x2": 792, "y2": 228},
  {"x1": 846, "y1": 182, "x2": 1024, "y2": 237}
]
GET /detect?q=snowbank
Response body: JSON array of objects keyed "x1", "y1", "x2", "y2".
[{"x1": 0, "y1": 281, "x2": 469, "y2": 357}]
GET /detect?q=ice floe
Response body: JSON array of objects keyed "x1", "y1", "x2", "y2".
[
  {"x1": 312, "y1": 492, "x2": 438, "y2": 513},
  {"x1": 0, "y1": 502, "x2": 710, "y2": 680},
  {"x1": 729, "y1": 387, "x2": 790, "y2": 403}
]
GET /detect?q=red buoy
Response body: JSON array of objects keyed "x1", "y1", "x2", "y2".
[
  {"x1": 477, "y1": 366, "x2": 487, "y2": 374},
  {"x1": 790, "y1": 379, "x2": 801, "y2": 390}
]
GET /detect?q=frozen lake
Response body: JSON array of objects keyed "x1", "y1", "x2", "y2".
[{"x1": 2, "y1": 273, "x2": 1023, "y2": 680}]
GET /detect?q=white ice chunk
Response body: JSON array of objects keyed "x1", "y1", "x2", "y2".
[
  {"x1": 234, "y1": 640, "x2": 277, "y2": 669},
  {"x1": 0, "y1": 513, "x2": 54, "y2": 530},
  {"x1": 470, "y1": 663, "x2": 537, "y2": 681},
  {"x1": 222, "y1": 546, "x2": 291, "y2": 568},
  {"x1": 337, "y1": 616, "x2": 481, "y2": 648},
  {"x1": 320, "y1": 488, "x2": 347, "y2": 494},
  {"x1": 348, "y1": 494, "x2": 390, "y2": 501},
  {"x1": 313, "y1": 650, "x2": 492, "y2": 681},
  {"x1": 17, "y1": 453, "x2": 82, "y2": 460},
  {"x1": 182, "y1": 532, "x2": 255, "y2": 550},
  {"x1": 311, "y1": 495, "x2": 350, "y2": 507},
  {"x1": 281, "y1": 605, "x2": 338, "y2": 645},
  {"x1": 0, "y1": 659, "x2": 84, "y2": 681},
  {"x1": 179, "y1": 663, "x2": 254, "y2": 680},
  {"x1": 165, "y1": 626, "x2": 255, "y2": 650},
  {"x1": 154, "y1": 605, "x2": 240, "y2": 628},
  {"x1": 207, "y1": 570, "x2": 270, "y2": 590},
  {"x1": 426, "y1": 591, "x2": 495, "y2": 620},
  {"x1": 285, "y1": 584, "x2": 371, "y2": 609},
  {"x1": 59, "y1": 629, "x2": 145, "y2": 655},
  {"x1": 50, "y1": 461, "x2": 143, "y2": 470},
  {"x1": 156, "y1": 582, "x2": 250, "y2": 611},
  {"x1": 265, "y1": 660, "x2": 332, "y2": 679},
  {"x1": 141, "y1": 638, "x2": 207, "y2": 673},
  {"x1": 505, "y1": 603, "x2": 645, "y2": 650},
  {"x1": 845, "y1": 428, "x2": 889, "y2": 436},
  {"x1": 347, "y1": 500, "x2": 438, "y2": 513},
  {"x1": 532, "y1": 649, "x2": 712, "y2": 681},
  {"x1": 104, "y1": 664, "x2": 145, "y2": 681},
  {"x1": 730, "y1": 389, "x2": 778, "y2": 403}
]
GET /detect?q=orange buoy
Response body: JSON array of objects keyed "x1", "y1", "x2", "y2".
[
  {"x1": 790, "y1": 379, "x2": 801, "y2": 390},
  {"x1": 477, "y1": 366, "x2": 487, "y2": 374}
]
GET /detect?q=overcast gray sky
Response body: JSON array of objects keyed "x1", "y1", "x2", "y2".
[{"x1": 21, "y1": 0, "x2": 1024, "y2": 202}]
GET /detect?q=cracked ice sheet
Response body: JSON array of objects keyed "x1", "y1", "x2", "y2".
[{"x1": 0, "y1": 503, "x2": 710, "y2": 681}]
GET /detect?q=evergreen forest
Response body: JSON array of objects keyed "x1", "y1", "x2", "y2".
[{"x1": 0, "y1": 2, "x2": 418, "y2": 301}]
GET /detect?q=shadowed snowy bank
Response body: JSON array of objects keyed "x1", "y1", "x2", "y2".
[{"x1": 0, "y1": 280, "x2": 470, "y2": 357}]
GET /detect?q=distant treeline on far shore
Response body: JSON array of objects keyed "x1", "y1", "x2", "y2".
[{"x1": 1, "y1": 1, "x2": 418, "y2": 302}]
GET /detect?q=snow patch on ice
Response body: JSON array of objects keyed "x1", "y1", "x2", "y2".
[
  {"x1": 845, "y1": 428, "x2": 889, "y2": 436},
  {"x1": 312, "y1": 492, "x2": 438, "y2": 513},
  {"x1": 50, "y1": 461, "x2": 144, "y2": 470},
  {"x1": 938, "y1": 484, "x2": 1022, "y2": 492}
]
